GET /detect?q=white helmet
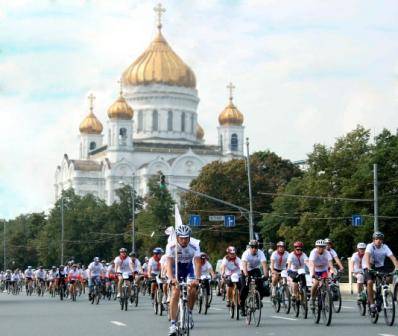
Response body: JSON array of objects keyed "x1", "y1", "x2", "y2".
[
  {"x1": 357, "y1": 242, "x2": 366, "y2": 249},
  {"x1": 176, "y1": 225, "x2": 192, "y2": 238},
  {"x1": 315, "y1": 239, "x2": 326, "y2": 247}
]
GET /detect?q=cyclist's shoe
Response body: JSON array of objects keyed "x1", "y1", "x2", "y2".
[
  {"x1": 241, "y1": 307, "x2": 247, "y2": 316},
  {"x1": 226, "y1": 300, "x2": 231, "y2": 307},
  {"x1": 168, "y1": 324, "x2": 177, "y2": 336},
  {"x1": 116, "y1": 293, "x2": 120, "y2": 298},
  {"x1": 310, "y1": 299, "x2": 316, "y2": 312}
]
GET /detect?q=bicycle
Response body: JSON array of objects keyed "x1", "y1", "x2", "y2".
[
  {"x1": 153, "y1": 277, "x2": 165, "y2": 316},
  {"x1": 245, "y1": 275, "x2": 262, "y2": 327},
  {"x1": 119, "y1": 272, "x2": 130, "y2": 311},
  {"x1": 26, "y1": 279, "x2": 34, "y2": 296},
  {"x1": 90, "y1": 278, "x2": 101, "y2": 305},
  {"x1": 37, "y1": 279, "x2": 46, "y2": 297},
  {"x1": 227, "y1": 273, "x2": 240, "y2": 320},
  {"x1": 329, "y1": 271, "x2": 342, "y2": 313},
  {"x1": 130, "y1": 275, "x2": 139, "y2": 307},
  {"x1": 357, "y1": 286, "x2": 367, "y2": 316},
  {"x1": 196, "y1": 275, "x2": 211, "y2": 315},
  {"x1": 175, "y1": 280, "x2": 191, "y2": 336},
  {"x1": 68, "y1": 281, "x2": 77, "y2": 301},
  {"x1": 312, "y1": 274, "x2": 333, "y2": 326},
  {"x1": 367, "y1": 270, "x2": 396, "y2": 326},
  {"x1": 291, "y1": 269, "x2": 308, "y2": 319},
  {"x1": 272, "y1": 270, "x2": 291, "y2": 314}
]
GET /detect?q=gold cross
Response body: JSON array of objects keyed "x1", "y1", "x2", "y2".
[
  {"x1": 154, "y1": 3, "x2": 166, "y2": 31},
  {"x1": 88, "y1": 93, "x2": 95, "y2": 113},
  {"x1": 227, "y1": 82, "x2": 235, "y2": 101},
  {"x1": 117, "y1": 79, "x2": 123, "y2": 96}
]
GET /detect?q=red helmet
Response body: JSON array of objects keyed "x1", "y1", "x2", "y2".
[{"x1": 293, "y1": 241, "x2": 304, "y2": 248}]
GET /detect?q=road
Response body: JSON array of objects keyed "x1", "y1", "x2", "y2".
[{"x1": 0, "y1": 292, "x2": 396, "y2": 336}]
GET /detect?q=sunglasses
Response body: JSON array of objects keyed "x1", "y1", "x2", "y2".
[{"x1": 295, "y1": 248, "x2": 302, "y2": 251}]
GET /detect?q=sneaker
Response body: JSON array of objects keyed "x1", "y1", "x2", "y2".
[
  {"x1": 169, "y1": 324, "x2": 177, "y2": 336},
  {"x1": 226, "y1": 301, "x2": 231, "y2": 308},
  {"x1": 116, "y1": 293, "x2": 120, "y2": 298}
]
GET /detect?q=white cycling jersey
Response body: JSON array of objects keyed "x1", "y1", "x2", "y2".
[
  {"x1": 24, "y1": 269, "x2": 34, "y2": 278},
  {"x1": 221, "y1": 256, "x2": 242, "y2": 276},
  {"x1": 88, "y1": 262, "x2": 104, "y2": 277},
  {"x1": 194, "y1": 260, "x2": 213, "y2": 277},
  {"x1": 35, "y1": 270, "x2": 46, "y2": 280},
  {"x1": 131, "y1": 258, "x2": 142, "y2": 273},
  {"x1": 309, "y1": 248, "x2": 332, "y2": 273},
  {"x1": 351, "y1": 252, "x2": 364, "y2": 273},
  {"x1": 241, "y1": 249, "x2": 266, "y2": 272},
  {"x1": 270, "y1": 250, "x2": 289, "y2": 271},
  {"x1": 159, "y1": 255, "x2": 168, "y2": 277},
  {"x1": 326, "y1": 248, "x2": 338, "y2": 259},
  {"x1": 165, "y1": 241, "x2": 201, "y2": 264},
  {"x1": 148, "y1": 257, "x2": 161, "y2": 275},
  {"x1": 364, "y1": 243, "x2": 393, "y2": 269},
  {"x1": 287, "y1": 251, "x2": 308, "y2": 271},
  {"x1": 114, "y1": 256, "x2": 132, "y2": 274}
]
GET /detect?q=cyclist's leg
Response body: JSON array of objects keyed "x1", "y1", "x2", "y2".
[
  {"x1": 169, "y1": 284, "x2": 180, "y2": 321},
  {"x1": 271, "y1": 271, "x2": 280, "y2": 297},
  {"x1": 187, "y1": 280, "x2": 198, "y2": 310},
  {"x1": 116, "y1": 274, "x2": 122, "y2": 297}
]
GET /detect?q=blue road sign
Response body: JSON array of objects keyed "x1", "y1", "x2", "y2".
[
  {"x1": 352, "y1": 214, "x2": 363, "y2": 227},
  {"x1": 189, "y1": 215, "x2": 201, "y2": 227},
  {"x1": 224, "y1": 215, "x2": 236, "y2": 228}
]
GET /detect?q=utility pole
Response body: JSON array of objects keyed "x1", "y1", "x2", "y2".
[
  {"x1": 246, "y1": 138, "x2": 254, "y2": 241},
  {"x1": 61, "y1": 196, "x2": 64, "y2": 265},
  {"x1": 131, "y1": 173, "x2": 136, "y2": 254},
  {"x1": 3, "y1": 221, "x2": 6, "y2": 271},
  {"x1": 373, "y1": 163, "x2": 379, "y2": 233}
]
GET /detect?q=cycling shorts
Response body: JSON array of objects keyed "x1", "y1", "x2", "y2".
[{"x1": 175, "y1": 262, "x2": 194, "y2": 281}]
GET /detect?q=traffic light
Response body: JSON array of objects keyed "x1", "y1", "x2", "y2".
[{"x1": 159, "y1": 173, "x2": 166, "y2": 190}]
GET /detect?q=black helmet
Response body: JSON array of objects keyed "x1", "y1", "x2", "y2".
[
  {"x1": 248, "y1": 240, "x2": 259, "y2": 248},
  {"x1": 129, "y1": 251, "x2": 136, "y2": 257},
  {"x1": 372, "y1": 231, "x2": 384, "y2": 239}
]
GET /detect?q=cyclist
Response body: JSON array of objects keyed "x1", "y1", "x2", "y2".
[
  {"x1": 88, "y1": 257, "x2": 104, "y2": 299},
  {"x1": 195, "y1": 252, "x2": 215, "y2": 298},
  {"x1": 270, "y1": 241, "x2": 289, "y2": 299},
  {"x1": 363, "y1": 231, "x2": 398, "y2": 313},
  {"x1": 287, "y1": 241, "x2": 308, "y2": 301},
  {"x1": 350, "y1": 242, "x2": 366, "y2": 299},
  {"x1": 35, "y1": 266, "x2": 46, "y2": 294},
  {"x1": 129, "y1": 251, "x2": 143, "y2": 289},
  {"x1": 159, "y1": 250, "x2": 169, "y2": 305},
  {"x1": 24, "y1": 266, "x2": 35, "y2": 293},
  {"x1": 166, "y1": 224, "x2": 201, "y2": 336},
  {"x1": 114, "y1": 248, "x2": 134, "y2": 298},
  {"x1": 4, "y1": 269, "x2": 12, "y2": 292},
  {"x1": 309, "y1": 239, "x2": 334, "y2": 309},
  {"x1": 142, "y1": 257, "x2": 149, "y2": 277},
  {"x1": 325, "y1": 238, "x2": 344, "y2": 272},
  {"x1": 220, "y1": 246, "x2": 242, "y2": 307},
  {"x1": 240, "y1": 240, "x2": 269, "y2": 316},
  {"x1": 68, "y1": 264, "x2": 80, "y2": 298},
  {"x1": 147, "y1": 248, "x2": 163, "y2": 301}
]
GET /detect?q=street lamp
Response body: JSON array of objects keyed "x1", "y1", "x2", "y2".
[
  {"x1": 246, "y1": 137, "x2": 254, "y2": 241},
  {"x1": 119, "y1": 172, "x2": 136, "y2": 253}
]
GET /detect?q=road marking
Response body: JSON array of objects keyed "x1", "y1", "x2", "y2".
[
  {"x1": 342, "y1": 306, "x2": 355, "y2": 309},
  {"x1": 110, "y1": 321, "x2": 127, "y2": 327},
  {"x1": 378, "y1": 334, "x2": 396, "y2": 336},
  {"x1": 270, "y1": 315, "x2": 297, "y2": 321},
  {"x1": 210, "y1": 307, "x2": 223, "y2": 311}
]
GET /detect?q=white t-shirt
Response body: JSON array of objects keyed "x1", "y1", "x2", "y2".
[
  {"x1": 24, "y1": 269, "x2": 34, "y2": 278},
  {"x1": 35, "y1": 270, "x2": 46, "y2": 280},
  {"x1": 148, "y1": 257, "x2": 161, "y2": 275},
  {"x1": 309, "y1": 248, "x2": 332, "y2": 272},
  {"x1": 68, "y1": 269, "x2": 80, "y2": 280},
  {"x1": 194, "y1": 260, "x2": 213, "y2": 277},
  {"x1": 364, "y1": 243, "x2": 393, "y2": 268},
  {"x1": 326, "y1": 248, "x2": 338, "y2": 259},
  {"x1": 287, "y1": 252, "x2": 308, "y2": 271},
  {"x1": 221, "y1": 256, "x2": 242, "y2": 276},
  {"x1": 88, "y1": 262, "x2": 104, "y2": 277},
  {"x1": 131, "y1": 258, "x2": 142, "y2": 273},
  {"x1": 114, "y1": 256, "x2": 132, "y2": 274},
  {"x1": 165, "y1": 241, "x2": 201, "y2": 264},
  {"x1": 270, "y1": 251, "x2": 289, "y2": 271},
  {"x1": 159, "y1": 255, "x2": 168, "y2": 277},
  {"x1": 351, "y1": 252, "x2": 364, "y2": 273},
  {"x1": 241, "y1": 249, "x2": 266, "y2": 271}
]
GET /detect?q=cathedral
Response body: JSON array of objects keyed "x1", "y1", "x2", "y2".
[{"x1": 54, "y1": 5, "x2": 246, "y2": 204}]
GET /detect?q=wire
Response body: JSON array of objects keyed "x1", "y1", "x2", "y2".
[{"x1": 258, "y1": 192, "x2": 373, "y2": 202}]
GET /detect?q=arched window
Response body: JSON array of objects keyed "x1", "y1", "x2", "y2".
[
  {"x1": 137, "y1": 110, "x2": 143, "y2": 132},
  {"x1": 190, "y1": 114, "x2": 194, "y2": 134},
  {"x1": 89, "y1": 141, "x2": 96, "y2": 150},
  {"x1": 119, "y1": 128, "x2": 127, "y2": 145},
  {"x1": 181, "y1": 112, "x2": 186, "y2": 132},
  {"x1": 231, "y1": 133, "x2": 238, "y2": 151},
  {"x1": 152, "y1": 110, "x2": 159, "y2": 131},
  {"x1": 167, "y1": 110, "x2": 173, "y2": 131}
]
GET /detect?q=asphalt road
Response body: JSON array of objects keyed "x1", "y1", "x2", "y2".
[{"x1": 0, "y1": 291, "x2": 396, "y2": 336}]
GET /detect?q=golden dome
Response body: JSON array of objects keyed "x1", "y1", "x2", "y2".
[
  {"x1": 196, "y1": 123, "x2": 204, "y2": 140},
  {"x1": 79, "y1": 111, "x2": 103, "y2": 134},
  {"x1": 122, "y1": 31, "x2": 196, "y2": 88},
  {"x1": 107, "y1": 94, "x2": 134, "y2": 120},
  {"x1": 218, "y1": 100, "x2": 244, "y2": 126}
]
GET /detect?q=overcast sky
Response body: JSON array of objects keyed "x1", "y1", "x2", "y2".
[{"x1": 0, "y1": 0, "x2": 397, "y2": 219}]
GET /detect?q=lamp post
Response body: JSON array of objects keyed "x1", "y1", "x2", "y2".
[
  {"x1": 120, "y1": 173, "x2": 136, "y2": 253},
  {"x1": 3, "y1": 220, "x2": 6, "y2": 272},
  {"x1": 61, "y1": 196, "x2": 64, "y2": 265},
  {"x1": 246, "y1": 137, "x2": 254, "y2": 241}
]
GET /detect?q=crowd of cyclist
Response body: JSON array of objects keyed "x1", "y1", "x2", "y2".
[{"x1": 1, "y1": 227, "x2": 397, "y2": 334}]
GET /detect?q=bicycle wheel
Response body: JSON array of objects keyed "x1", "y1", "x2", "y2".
[
  {"x1": 235, "y1": 287, "x2": 240, "y2": 320},
  {"x1": 369, "y1": 301, "x2": 379, "y2": 324},
  {"x1": 134, "y1": 287, "x2": 139, "y2": 307},
  {"x1": 204, "y1": 290, "x2": 209, "y2": 314},
  {"x1": 154, "y1": 288, "x2": 159, "y2": 315},
  {"x1": 312, "y1": 293, "x2": 321, "y2": 324},
  {"x1": 300, "y1": 288, "x2": 308, "y2": 319},
  {"x1": 253, "y1": 290, "x2": 262, "y2": 327},
  {"x1": 272, "y1": 288, "x2": 281, "y2": 313},
  {"x1": 357, "y1": 298, "x2": 366, "y2": 316},
  {"x1": 282, "y1": 285, "x2": 291, "y2": 314},
  {"x1": 321, "y1": 290, "x2": 333, "y2": 326},
  {"x1": 394, "y1": 283, "x2": 398, "y2": 301},
  {"x1": 332, "y1": 286, "x2": 342, "y2": 313},
  {"x1": 245, "y1": 296, "x2": 253, "y2": 325},
  {"x1": 383, "y1": 290, "x2": 395, "y2": 326},
  {"x1": 229, "y1": 301, "x2": 235, "y2": 319},
  {"x1": 197, "y1": 290, "x2": 203, "y2": 314},
  {"x1": 182, "y1": 304, "x2": 190, "y2": 336}
]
